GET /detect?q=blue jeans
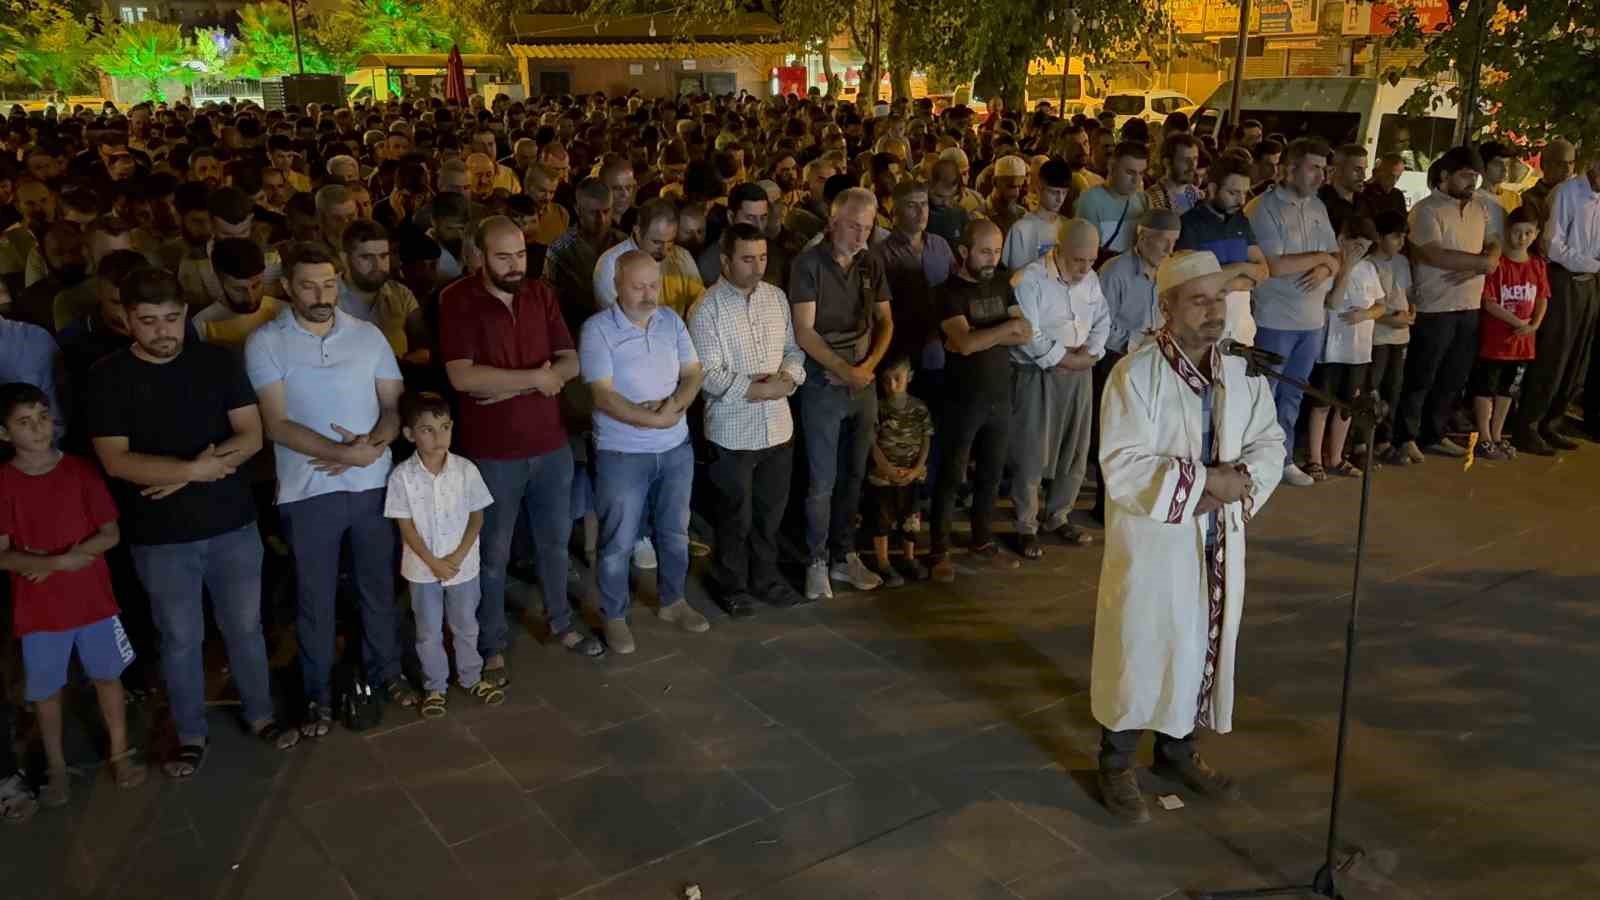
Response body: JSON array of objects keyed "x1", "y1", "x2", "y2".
[
  {"x1": 279, "y1": 489, "x2": 400, "y2": 706},
  {"x1": 132, "y1": 523, "x2": 271, "y2": 743},
  {"x1": 798, "y1": 360, "x2": 878, "y2": 563},
  {"x1": 409, "y1": 579, "x2": 482, "y2": 692},
  {"x1": 1253, "y1": 326, "x2": 1325, "y2": 462},
  {"x1": 595, "y1": 440, "x2": 693, "y2": 620},
  {"x1": 476, "y1": 445, "x2": 575, "y2": 651}
]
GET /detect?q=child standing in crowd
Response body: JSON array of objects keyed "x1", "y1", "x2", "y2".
[
  {"x1": 1472, "y1": 207, "x2": 1547, "y2": 461},
  {"x1": 0, "y1": 384, "x2": 144, "y2": 805},
  {"x1": 1305, "y1": 217, "x2": 1383, "y2": 480},
  {"x1": 384, "y1": 392, "x2": 503, "y2": 717},
  {"x1": 866, "y1": 356, "x2": 933, "y2": 586},
  {"x1": 1367, "y1": 211, "x2": 1416, "y2": 464}
]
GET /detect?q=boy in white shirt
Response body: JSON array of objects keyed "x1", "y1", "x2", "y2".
[
  {"x1": 385, "y1": 392, "x2": 503, "y2": 717},
  {"x1": 1305, "y1": 217, "x2": 1385, "y2": 480}
]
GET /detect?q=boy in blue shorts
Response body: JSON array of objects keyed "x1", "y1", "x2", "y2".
[{"x1": 0, "y1": 383, "x2": 145, "y2": 807}]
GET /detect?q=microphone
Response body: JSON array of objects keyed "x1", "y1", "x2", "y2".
[{"x1": 1218, "y1": 339, "x2": 1286, "y2": 368}]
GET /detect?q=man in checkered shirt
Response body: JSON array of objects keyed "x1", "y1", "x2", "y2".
[{"x1": 687, "y1": 223, "x2": 810, "y2": 617}]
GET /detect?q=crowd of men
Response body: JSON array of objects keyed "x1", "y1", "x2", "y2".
[{"x1": 1, "y1": 85, "x2": 1598, "y2": 821}]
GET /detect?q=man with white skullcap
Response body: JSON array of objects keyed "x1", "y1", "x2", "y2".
[{"x1": 1091, "y1": 249, "x2": 1285, "y2": 824}]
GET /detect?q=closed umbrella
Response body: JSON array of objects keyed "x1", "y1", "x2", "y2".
[{"x1": 445, "y1": 45, "x2": 469, "y2": 105}]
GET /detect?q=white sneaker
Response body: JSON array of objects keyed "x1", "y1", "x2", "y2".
[
  {"x1": 0, "y1": 772, "x2": 37, "y2": 823},
  {"x1": 830, "y1": 552, "x2": 884, "y2": 591},
  {"x1": 632, "y1": 537, "x2": 658, "y2": 570},
  {"x1": 804, "y1": 560, "x2": 834, "y2": 601},
  {"x1": 1281, "y1": 464, "x2": 1316, "y2": 487}
]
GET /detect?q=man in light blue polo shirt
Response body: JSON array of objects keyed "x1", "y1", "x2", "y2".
[
  {"x1": 1245, "y1": 137, "x2": 1341, "y2": 487},
  {"x1": 581, "y1": 250, "x2": 707, "y2": 656},
  {"x1": 246, "y1": 241, "x2": 412, "y2": 736}
]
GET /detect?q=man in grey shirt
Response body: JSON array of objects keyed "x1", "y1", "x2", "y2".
[
  {"x1": 1245, "y1": 137, "x2": 1340, "y2": 486},
  {"x1": 1396, "y1": 145, "x2": 1498, "y2": 459}
]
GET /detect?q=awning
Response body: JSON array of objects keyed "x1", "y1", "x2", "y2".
[
  {"x1": 353, "y1": 54, "x2": 513, "y2": 70},
  {"x1": 508, "y1": 42, "x2": 797, "y2": 61}
]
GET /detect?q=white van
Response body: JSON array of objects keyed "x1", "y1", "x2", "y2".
[{"x1": 1195, "y1": 77, "x2": 1459, "y2": 209}]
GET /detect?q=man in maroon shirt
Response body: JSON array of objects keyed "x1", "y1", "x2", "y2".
[{"x1": 440, "y1": 217, "x2": 604, "y2": 666}]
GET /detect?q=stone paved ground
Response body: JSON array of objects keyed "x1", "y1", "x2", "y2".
[{"x1": 4, "y1": 445, "x2": 1599, "y2": 899}]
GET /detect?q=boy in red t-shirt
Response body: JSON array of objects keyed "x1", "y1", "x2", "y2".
[
  {"x1": 1472, "y1": 207, "x2": 1548, "y2": 461},
  {"x1": 0, "y1": 383, "x2": 145, "y2": 807}
]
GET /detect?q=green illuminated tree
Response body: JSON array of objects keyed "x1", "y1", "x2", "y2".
[
  {"x1": 0, "y1": 0, "x2": 98, "y2": 94},
  {"x1": 92, "y1": 19, "x2": 192, "y2": 101},
  {"x1": 316, "y1": 0, "x2": 463, "y2": 70},
  {"x1": 231, "y1": 1, "x2": 336, "y2": 77}
]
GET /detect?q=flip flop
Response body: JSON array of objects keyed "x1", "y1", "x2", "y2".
[{"x1": 162, "y1": 743, "x2": 207, "y2": 780}]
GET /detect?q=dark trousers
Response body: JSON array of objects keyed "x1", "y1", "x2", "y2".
[
  {"x1": 1090, "y1": 350, "x2": 1124, "y2": 518},
  {"x1": 1367, "y1": 343, "x2": 1407, "y2": 446},
  {"x1": 706, "y1": 441, "x2": 794, "y2": 596},
  {"x1": 1395, "y1": 310, "x2": 1479, "y2": 446},
  {"x1": 1099, "y1": 726, "x2": 1196, "y2": 771},
  {"x1": 280, "y1": 488, "x2": 400, "y2": 706},
  {"x1": 930, "y1": 393, "x2": 1011, "y2": 555},
  {"x1": 1517, "y1": 266, "x2": 1600, "y2": 436}
]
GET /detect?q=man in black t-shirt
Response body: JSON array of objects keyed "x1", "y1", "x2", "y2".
[
  {"x1": 928, "y1": 219, "x2": 1033, "y2": 581},
  {"x1": 85, "y1": 267, "x2": 297, "y2": 780}
]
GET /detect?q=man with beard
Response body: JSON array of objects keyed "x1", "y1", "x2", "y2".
[
  {"x1": 1003, "y1": 159, "x2": 1074, "y2": 271},
  {"x1": 1092, "y1": 249, "x2": 1285, "y2": 825},
  {"x1": 1394, "y1": 145, "x2": 1498, "y2": 461},
  {"x1": 176, "y1": 187, "x2": 257, "y2": 310},
  {"x1": 1359, "y1": 152, "x2": 1410, "y2": 223},
  {"x1": 688, "y1": 223, "x2": 809, "y2": 615},
  {"x1": 157, "y1": 182, "x2": 212, "y2": 275},
  {"x1": 1318, "y1": 143, "x2": 1369, "y2": 235},
  {"x1": 545, "y1": 178, "x2": 624, "y2": 337},
  {"x1": 427, "y1": 192, "x2": 471, "y2": 289},
  {"x1": 927, "y1": 219, "x2": 1033, "y2": 582},
  {"x1": 1178, "y1": 154, "x2": 1272, "y2": 345},
  {"x1": 595, "y1": 198, "x2": 703, "y2": 318},
  {"x1": 14, "y1": 221, "x2": 88, "y2": 332},
  {"x1": 1008, "y1": 218, "x2": 1109, "y2": 557},
  {"x1": 246, "y1": 241, "x2": 413, "y2": 736},
  {"x1": 87, "y1": 266, "x2": 297, "y2": 780},
  {"x1": 1, "y1": 178, "x2": 57, "y2": 299},
  {"x1": 872, "y1": 179, "x2": 953, "y2": 379},
  {"x1": 676, "y1": 202, "x2": 708, "y2": 260},
  {"x1": 581, "y1": 251, "x2": 708, "y2": 655},
  {"x1": 700, "y1": 182, "x2": 792, "y2": 289},
  {"x1": 441, "y1": 217, "x2": 602, "y2": 664},
  {"x1": 784, "y1": 157, "x2": 837, "y2": 243},
  {"x1": 985, "y1": 155, "x2": 1030, "y2": 238},
  {"x1": 314, "y1": 184, "x2": 359, "y2": 263},
  {"x1": 193, "y1": 238, "x2": 281, "y2": 354},
  {"x1": 338, "y1": 219, "x2": 426, "y2": 360},
  {"x1": 770, "y1": 152, "x2": 801, "y2": 208},
  {"x1": 1148, "y1": 133, "x2": 1203, "y2": 216},
  {"x1": 521, "y1": 164, "x2": 570, "y2": 256},
  {"x1": 789, "y1": 187, "x2": 895, "y2": 599},
  {"x1": 187, "y1": 148, "x2": 222, "y2": 190},
  {"x1": 600, "y1": 155, "x2": 638, "y2": 234},
  {"x1": 1515, "y1": 140, "x2": 1575, "y2": 257}
]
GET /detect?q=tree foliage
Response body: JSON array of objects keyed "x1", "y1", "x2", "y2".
[
  {"x1": 1387, "y1": 0, "x2": 1600, "y2": 150},
  {"x1": 231, "y1": 2, "x2": 337, "y2": 77},
  {"x1": 317, "y1": 0, "x2": 465, "y2": 70},
  {"x1": 0, "y1": 0, "x2": 98, "y2": 94},
  {"x1": 91, "y1": 19, "x2": 195, "y2": 100}
]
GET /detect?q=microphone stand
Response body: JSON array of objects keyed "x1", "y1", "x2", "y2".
[{"x1": 1196, "y1": 353, "x2": 1383, "y2": 900}]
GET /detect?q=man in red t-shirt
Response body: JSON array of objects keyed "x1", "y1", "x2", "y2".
[
  {"x1": 0, "y1": 383, "x2": 144, "y2": 806},
  {"x1": 440, "y1": 217, "x2": 603, "y2": 666},
  {"x1": 1472, "y1": 207, "x2": 1548, "y2": 459}
]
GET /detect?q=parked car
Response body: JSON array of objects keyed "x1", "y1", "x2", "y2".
[{"x1": 1101, "y1": 89, "x2": 1197, "y2": 131}]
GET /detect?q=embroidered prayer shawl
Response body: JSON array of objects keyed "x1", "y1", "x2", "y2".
[{"x1": 1090, "y1": 332, "x2": 1285, "y2": 737}]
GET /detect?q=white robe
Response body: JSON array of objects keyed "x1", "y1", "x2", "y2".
[{"x1": 1091, "y1": 337, "x2": 1285, "y2": 737}]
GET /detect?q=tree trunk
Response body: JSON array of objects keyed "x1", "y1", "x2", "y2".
[
  {"x1": 820, "y1": 44, "x2": 836, "y2": 97},
  {"x1": 887, "y1": 12, "x2": 911, "y2": 102},
  {"x1": 975, "y1": 54, "x2": 1026, "y2": 112}
]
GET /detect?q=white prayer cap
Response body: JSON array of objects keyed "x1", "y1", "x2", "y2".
[
  {"x1": 938, "y1": 147, "x2": 969, "y2": 168},
  {"x1": 1156, "y1": 250, "x2": 1223, "y2": 297},
  {"x1": 994, "y1": 155, "x2": 1029, "y2": 178}
]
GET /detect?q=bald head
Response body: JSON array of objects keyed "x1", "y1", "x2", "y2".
[
  {"x1": 1054, "y1": 218, "x2": 1101, "y2": 283},
  {"x1": 1542, "y1": 139, "x2": 1577, "y2": 185},
  {"x1": 958, "y1": 218, "x2": 1004, "y2": 280},
  {"x1": 614, "y1": 249, "x2": 662, "y2": 321},
  {"x1": 475, "y1": 215, "x2": 528, "y2": 295}
]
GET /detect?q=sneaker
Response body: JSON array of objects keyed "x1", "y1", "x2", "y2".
[
  {"x1": 928, "y1": 553, "x2": 956, "y2": 583},
  {"x1": 830, "y1": 552, "x2": 883, "y2": 591},
  {"x1": 603, "y1": 618, "x2": 636, "y2": 655},
  {"x1": 1475, "y1": 439, "x2": 1505, "y2": 461},
  {"x1": 1424, "y1": 438, "x2": 1468, "y2": 458},
  {"x1": 869, "y1": 557, "x2": 905, "y2": 588},
  {"x1": 1098, "y1": 768, "x2": 1150, "y2": 824},
  {"x1": 658, "y1": 600, "x2": 711, "y2": 633},
  {"x1": 1377, "y1": 445, "x2": 1411, "y2": 467},
  {"x1": 1281, "y1": 463, "x2": 1316, "y2": 487},
  {"x1": 1497, "y1": 439, "x2": 1518, "y2": 460},
  {"x1": 763, "y1": 581, "x2": 810, "y2": 608},
  {"x1": 804, "y1": 560, "x2": 834, "y2": 601},
  {"x1": 1152, "y1": 751, "x2": 1241, "y2": 801},
  {"x1": 1402, "y1": 441, "x2": 1426, "y2": 464},
  {"x1": 718, "y1": 591, "x2": 759, "y2": 617},
  {"x1": 897, "y1": 556, "x2": 930, "y2": 582},
  {"x1": 0, "y1": 772, "x2": 38, "y2": 824},
  {"x1": 632, "y1": 538, "x2": 658, "y2": 570},
  {"x1": 1543, "y1": 427, "x2": 1580, "y2": 451}
]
